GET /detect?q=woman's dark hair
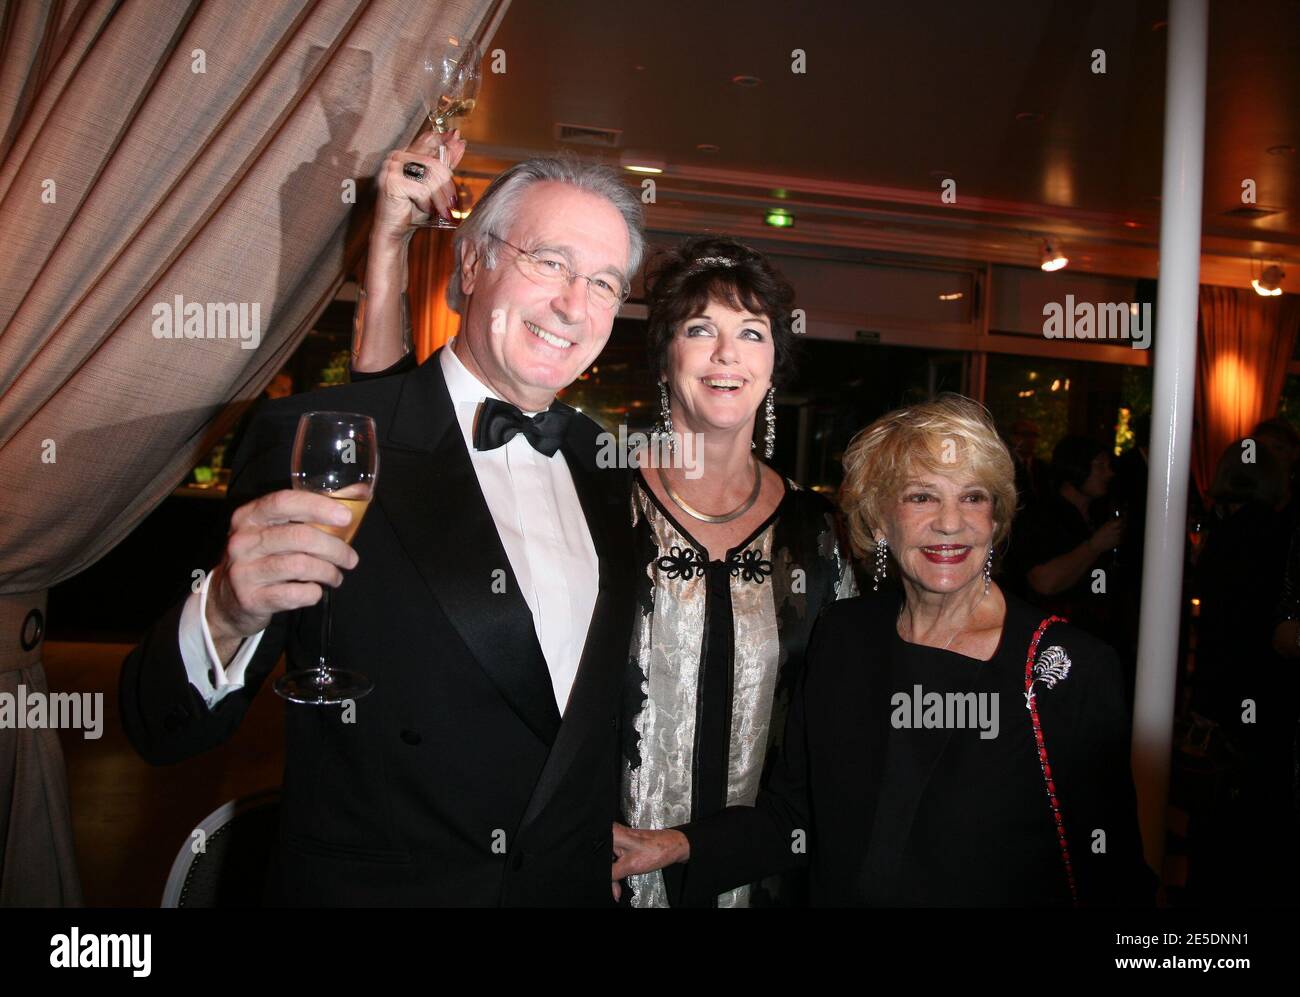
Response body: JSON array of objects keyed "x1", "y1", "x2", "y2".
[
  {"x1": 1211, "y1": 438, "x2": 1285, "y2": 507},
  {"x1": 644, "y1": 235, "x2": 797, "y2": 387},
  {"x1": 1050, "y1": 435, "x2": 1108, "y2": 491}
]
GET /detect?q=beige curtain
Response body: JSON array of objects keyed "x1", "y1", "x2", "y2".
[
  {"x1": 1194, "y1": 286, "x2": 1300, "y2": 497},
  {"x1": 0, "y1": 0, "x2": 494, "y2": 905}
]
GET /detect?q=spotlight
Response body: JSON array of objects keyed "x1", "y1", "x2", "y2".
[
  {"x1": 1252, "y1": 264, "x2": 1285, "y2": 297},
  {"x1": 1040, "y1": 241, "x2": 1068, "y2": 272}
]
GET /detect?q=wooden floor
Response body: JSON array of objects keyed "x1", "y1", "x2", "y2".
[{"x1": 44, "y1": 640, "x2": 285, "y2": 907}]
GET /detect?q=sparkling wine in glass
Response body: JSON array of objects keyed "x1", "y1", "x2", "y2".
[
  {"x1": 274, "y1": 411, "x2": 379, "y2": 705},
  {"x1": 415, "y1": 35, "x2": 481, "y2": 229}
]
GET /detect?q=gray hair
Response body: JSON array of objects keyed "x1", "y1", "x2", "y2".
[{"x1": 447, "y1": 155, "x2": 645, "y2": 313}]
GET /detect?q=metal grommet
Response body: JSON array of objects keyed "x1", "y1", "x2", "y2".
[{"x1": 20, "y1": 608, "x2": 44, "y2": 652}]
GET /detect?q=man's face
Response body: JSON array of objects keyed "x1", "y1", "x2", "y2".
[{"x1": 457, "y1": 181, "x2": 631, "y2": 411}]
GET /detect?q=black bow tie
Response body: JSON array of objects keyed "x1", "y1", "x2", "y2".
[{"x1": 473, "y1": 397, "x2": 572, "y2": 457}]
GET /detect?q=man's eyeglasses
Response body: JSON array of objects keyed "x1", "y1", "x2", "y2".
[{"x1": 488, "y1": 233, "x2": 630, "y2": 310}]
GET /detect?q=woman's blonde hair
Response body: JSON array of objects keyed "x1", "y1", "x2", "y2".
[{"x1": 840, "y1": 393, "x2": 1018, "y2": 560}]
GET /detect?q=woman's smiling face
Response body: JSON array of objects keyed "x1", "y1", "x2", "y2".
[
  {"x1": 665, "y1": 296, "x2": 775, "y2": 436},
  {"x1": 881, "y1": 467, "x2": 996, "y2": 596}
]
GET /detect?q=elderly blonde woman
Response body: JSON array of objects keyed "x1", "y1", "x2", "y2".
[{"x1": 612, "y1": 394, "x2": 1155, "y2": 906}]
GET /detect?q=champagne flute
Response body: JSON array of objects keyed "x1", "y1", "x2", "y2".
[
  {"x1": 274, "y1": 412, "x2": 379, "y2": 704},
  {"x1": 414, "y1": 35, "x2": 481, "y2": 229}
]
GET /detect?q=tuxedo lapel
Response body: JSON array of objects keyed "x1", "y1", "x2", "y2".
[{"x1": 378, "y1": 350, "x2": 561, "y2": 747}]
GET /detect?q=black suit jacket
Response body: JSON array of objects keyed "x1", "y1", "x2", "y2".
[
  {"x1": 120, "y1": 348, "x2": 635, "y2": 906},
  {"x1": 674, "y1": 591, "x2": 1156, "y2": 906}
]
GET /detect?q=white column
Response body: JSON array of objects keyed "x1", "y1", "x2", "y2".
[{"x1": 1132, "y1": 0, "x2": 1208, "y2": 880}]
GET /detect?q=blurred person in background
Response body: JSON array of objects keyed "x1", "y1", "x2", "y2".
[
  {"x1": 1005, "y1": 418, "x2": 1050, "y2": 506},
  {"x1": 1253, "y1": 418, "x2": 1300, "y2": 532},
  {"x1": 1190, "y1": 439, "x2": 1294, "y2": 905},
  {"x1": 1006, "y1": 436, "x2": 1126, "y2": 658}
]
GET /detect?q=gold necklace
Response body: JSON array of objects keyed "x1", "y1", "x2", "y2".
[{"x1": 657, "y1": 459, "x2": 762, "y2": 524}]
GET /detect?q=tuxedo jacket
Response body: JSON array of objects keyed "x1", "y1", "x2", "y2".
[
  {"x1": 120, "y1": 348, "x2": 635, "y2": 906},
  {"x1": 674, "y1": 591, "x2": 1157, "y2": 906}
]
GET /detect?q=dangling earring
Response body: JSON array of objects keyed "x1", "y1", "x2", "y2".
[
  {"x1": 873, "y1": 537, "x2": 889, "y2": 591},
  {"x1": 656, "y1": 381, "x2": 677, "y2": 456},
  {"x1": 763, "y1": 386, "x2": 776, "y2": 460},
  {"x1": 984, "y1": 544, "x2": 994, "y2": 595}
]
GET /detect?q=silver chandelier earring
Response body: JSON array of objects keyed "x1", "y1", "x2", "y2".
[
  {"x1": 656, "y1": 381, "x2": 677, "y2": 455},
  {"x1": 984, "y1": 544, "x2": 994, "y2": 595},
  {"x1": 764, "y1": 386, "x2": 776, "y2": 460},
  {"x1": 873, "y1": 537, "x2": 889, "y2": 591},
  {"x1": 751, "y1": 386, "x2": 776, "y2": 459}
]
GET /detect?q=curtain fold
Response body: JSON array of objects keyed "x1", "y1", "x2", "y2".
[
  {"x1": 0, "y1": 0, "x2": 494, "y2": 904},
  {"x1": 1194, "y1": 285, "x2": 1300, "y2": 497}
]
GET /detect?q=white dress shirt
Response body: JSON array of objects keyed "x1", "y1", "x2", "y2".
[{"x1": 178, "y1": 340, "x2": 600, "y2": 714}]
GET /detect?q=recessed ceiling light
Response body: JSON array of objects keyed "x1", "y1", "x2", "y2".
[
  {"x1": 731, "y1": 74, "x2": 761, "y2": 88},
  {"x1": 696, "y1": 143, "x2": 720, "y2": 153},
  {"x1": 1267, "y1": 144, "x2": 1296, "y2": 156},
  {"x1": 938, "y1": 292, "x2": 964, "y2": 301},
  {"x1": 1040, "y1": 240, "x2": 1069, "y2": 271},
  {"x1": 620, "y1": 151, "x2": 664, "y2": 174},
  {"x1": 1015, "y1": 111, "x2": 1044, "y2": 123},
  {"x1": 1253, "y1": 264, "x2": 1285, "y2": 296},
  {"x1": 1123, "y1": 220, "x2": 1142, "y2": 228}
]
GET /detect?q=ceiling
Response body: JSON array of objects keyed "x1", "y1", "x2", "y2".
[{"x1": 456, "y1": 0, "x2": 1300, "y2": 288}]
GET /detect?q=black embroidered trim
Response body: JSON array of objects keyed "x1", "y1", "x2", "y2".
[
  {"x1": 656, "y1": 545, "x2": 773, "y2": 584},
  {"x1": 728, "y1": 548, "x2": 773, "y2": 584},
  {"x1": 656, "y1": 545, "x2": 704, "y2": 580}
]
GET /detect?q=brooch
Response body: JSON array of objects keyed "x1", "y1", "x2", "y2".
[{"x1": 1025, "y1": 645, "x2": 1072, "y2": 708}]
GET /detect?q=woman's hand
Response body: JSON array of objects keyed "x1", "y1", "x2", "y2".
[
  {"x1": 353, "y1": 129, "x2": 466, "y2": 374},
  {"x1": 611, "y1": 822, "x2": 691, "y2": 881},
  {"x1": 371, "y1": 128, "x2": 467, "y2": 241}
]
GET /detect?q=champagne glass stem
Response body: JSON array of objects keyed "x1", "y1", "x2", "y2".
[{"x1": 317, "y1": 586, "x2": 333, "y2": 682}]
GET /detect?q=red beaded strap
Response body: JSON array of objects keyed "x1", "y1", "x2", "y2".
[{"x1": 1024, "y1": 615, "x2": 1077, "y2": 906}]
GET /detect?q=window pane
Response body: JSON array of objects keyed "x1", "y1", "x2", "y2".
[{"x1": 985, "y1": 353, "x2": 1151, "y2": 459}]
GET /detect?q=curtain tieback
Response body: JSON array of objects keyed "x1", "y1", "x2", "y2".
[{"x1": 0, "y1": 590, "x2": 48, "y2": 674}]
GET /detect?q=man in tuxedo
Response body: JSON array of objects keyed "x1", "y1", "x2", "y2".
[{"x1": 120, "y1": 132, "x2": 645, "y2": 906}]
